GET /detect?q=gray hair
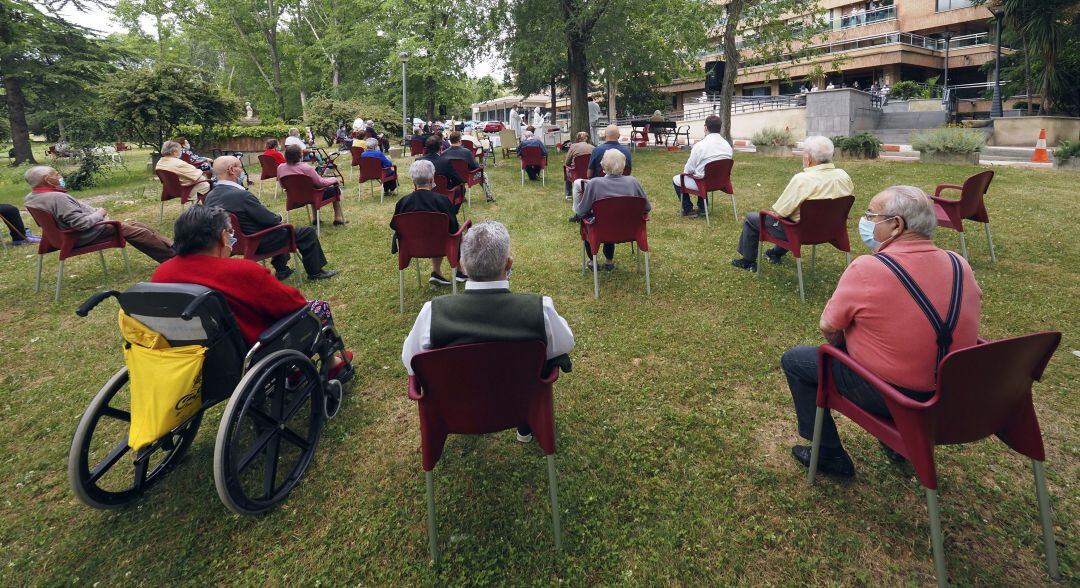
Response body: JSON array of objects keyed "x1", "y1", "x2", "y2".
[
  {"x1": 288, "y1": 127, "x2": 299, "y2": 136},
  {"x1": 461, "y1": 220, "x2": 511, "y2": 281},
  {"x1": 600, "y1": 149, "x2": 626, "y2": 176},
  {"x1": 365, "y1": 138, "x2": 379, "y2": 150},
  {"x1": 803, "y1": 135, "x2": 834, "y2": 164},
  {"x1": 880, "y1": 185, "x2": 937, "y2": 238},
  {"x1": 24, "y1": 165, "x2": 54, "y2": 187},
  {"x1": 161, "y1": 141, "x2": 182, "y2": 156},
  {"x1": 409, "y1": 159, "x2": 435, "y2": 186}
]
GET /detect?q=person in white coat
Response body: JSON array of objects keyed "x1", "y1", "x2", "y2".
[{"x1": 672, "y1": 115, "x2": 733, "y2": 217}]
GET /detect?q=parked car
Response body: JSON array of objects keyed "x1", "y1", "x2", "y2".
[{"x1": 483, "y1": 121, "x2": 505, "y2": 132}]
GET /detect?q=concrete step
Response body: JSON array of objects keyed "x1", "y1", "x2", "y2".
[
  {"x1": 876, "y1": 111, "x2": 948, "y2": 129},
  {"x1": 873, "y1": 129, "x2": 919, "y2": 144}
]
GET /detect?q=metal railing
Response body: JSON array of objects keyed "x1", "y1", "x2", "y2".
[
  {"x1": 831, "y1": 5, "x2": 897, "y2": 30},
  {"x1": 679, "y1": 94, "x2": 805, "y2": 119},
  {"x1": 738, "y1": 31, "x2": 993, "y2": 69}
]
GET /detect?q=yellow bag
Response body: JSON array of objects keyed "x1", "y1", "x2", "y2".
[{"x1": 119, "y1": 312, "x2": 207, "y2": 451}]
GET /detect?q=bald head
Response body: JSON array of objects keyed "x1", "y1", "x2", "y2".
[
  {"x1": 212, "y1": 156, "x2": 242, "y2": 181},
  {"x1": 604, "y1": 125, "x2": 620, "y2": 141}
]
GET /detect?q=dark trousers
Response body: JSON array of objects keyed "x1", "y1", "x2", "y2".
[
  {"x1": 382, "y1": 178, "x2": 398, "y2": 193},
  {"x1": 324, "y1": 185, "x2": 342, "y2": 200},
  {"x1": 525, "y1": 165, "x2": 542, "y2": 180},
  {"x1": 1, "y1": 204, "x2": 28, "y2": 240},
  {"x1": 564, "y1": 179, "x2": 572, "y2": 197},
  {"x1": 672, "y1": 183, "x2": 704, "y2": 214},
  {"x1": 260, "y1": 225, "x2": 327, "y2": 276},
  {"x1": 782, "y1": 345, "x2": 932, "y2": 451},
  {"x1": 583, "y1": 240, "x2": 616, "y2": 261},
  {"x1": 737, "y1": 212, "x2": 788, "y2": 262}
]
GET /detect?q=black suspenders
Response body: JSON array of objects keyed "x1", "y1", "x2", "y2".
[{"x1": 874, "y1": 251, "x2": 963, "y2": 368}]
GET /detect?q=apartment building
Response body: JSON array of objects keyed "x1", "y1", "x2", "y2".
[{"x1": 662, "y1": 0, "x2": 998, "y2": 111}]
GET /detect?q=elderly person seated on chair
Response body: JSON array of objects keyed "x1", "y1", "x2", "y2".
[
  {"x1": 155, "y1": 140, "x2": 211, "y2": 201},
  {"x1": 262, "y1": 138, "x2": 286, "y2": 166},
  {"x1": 417, "y1": 135, "x2": 464, "y2": 195},
  {"x1": 401, "y1": 220, "x2": 574, "y2": 443},
  {"x1": 360, "y1": 138, "x2": 399, "y2": 197},
  {"x1": 782, "y1": 186, "x2": 982, "y2": 478},
  {"x1": 671, "y1": 115, "x2": 732, "y2": 218},
  {"x1": 517, "y1": 126, "x2": 548, "y2": 181},
  {"x1": 563, "y1": 131, "x2": 594, "y2": 201},
  {"x1": 152, "y1": 205, "x2": 352, "y2": 374},
  {"x1": 23, "y1": 165, "x2": 174, "y2": 262},
  {"x1": 205, "y1": 156, "x2": 338, "y2": 281},
  {"x1": 587, "y1": 124, "x2": 630, "y2": 180},
  {"x1": 573, "y1": 150, "x2": 650, "y2": 271},
  {"x1": 732, "y1": 135, "x2": 853, "y2": 271},
  {"x1": 276, "y1": 145, "x2": 347, "y2": 226},
  {"x1": 173, "y1": 136, "x2": 212, "y2": 171},
  {"x1": 443, "y1": 131, "x2": 495, "y2": 203},
  {"x1": 392, "y1": 160, "x2": 462, "y2": 287},
  {"x1": 284, "y1": 127, "x2": 308, "y2": 154}
]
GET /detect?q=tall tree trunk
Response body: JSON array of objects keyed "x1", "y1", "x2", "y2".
[
  {"x1": 57, "y1": 120, "x2": 66, "y2": 142},
  {"x1": 719, "y1": 0, "x2": 745, "y2": 144},
  {"x1": 425, "y1": 88, "x2": 435, "y2": 123},
  {"x1": 332, "y1": 60, "x2": 340, "y2": 92},
  {"x1": 607, "y1": 74, "x2": 617, "y2": 123},
  {"x1": 3, "y1": 75, "x2": 36, "y2": 165},
  {"x1": 266, "y1": 29, "x2": 286, "y2": 117},
  {"x1": 566, "y1": 28, "x2": 589, "y2": 135}
]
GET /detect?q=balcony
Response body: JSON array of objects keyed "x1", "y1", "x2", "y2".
[
  {"x1": 831, "y1": 5, "x2": 897, "y2": 30},
  {"x1": 736, "y1": 32, "x2": 991, "y2": 69}
]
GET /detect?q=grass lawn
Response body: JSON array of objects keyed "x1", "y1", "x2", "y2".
[{"x1": 0, "y1": 147, "x2": 1075, "y2": 585}]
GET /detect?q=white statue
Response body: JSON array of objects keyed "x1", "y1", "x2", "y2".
[{"x1": 244, "y1": 101, "x2": 254, "y2": 119}]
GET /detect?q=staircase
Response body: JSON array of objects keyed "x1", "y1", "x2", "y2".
[{"x1": 871, "y1": 110, "x2": 949, "y2": 145}]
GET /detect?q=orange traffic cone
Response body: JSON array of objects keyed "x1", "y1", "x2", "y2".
[{"x1": 1032, "y1": 128, "x2": 1049, "y2": 163}]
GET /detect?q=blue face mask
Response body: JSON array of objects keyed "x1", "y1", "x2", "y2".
[
  {"x1": 57, "y1": 177, "x2": 66, "y2": 189},
  {"x1": 858, "y1": 217, "x2": 879, "y2": 250},
  {"x1": 227, "y1": 233, "x2": 237, "y2": 248}
]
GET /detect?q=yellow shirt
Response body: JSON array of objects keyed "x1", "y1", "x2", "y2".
[
  {"x1": 771, "y1": 163, "x2": 853, "y2": 222},
  {"x1": 155, "y1": 156, "x2": 210, "y2": 194}
]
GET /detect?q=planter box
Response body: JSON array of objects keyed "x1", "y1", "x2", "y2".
[
  {"x1": 755, "y1": 145, "x2": 795, "y2": 157},
  {"x1": 835, "y1": 152, "x2": 879, "y2": 161},
  {"x1": 1053, "y1": 158, "x2": 1080, "y2": 171},
  {"x1": 919, "y1": 151, "x2": 980, "y2": 166},
  {"x1": 205, "y1": 136, "x2": 278, "y2": 154}
]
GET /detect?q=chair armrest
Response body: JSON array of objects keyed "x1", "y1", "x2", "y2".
[
  {"x1": 450, "y1": 219, "x2": 472, "y2": 239},
  {"x1": 257, "y1": 303, "x2": 313, "y2": 346},
  {"x1": 817, "y1": 345, "x2": 934, "y2": 411},
  {"x1": 933, "y1": 183, "x2": 963, "y2": 198},
  {"x1": 407, "y1": 375, "x2": 424, "y2": 400},
  {"x1": 244, "y1": 223, "x2": 294, "y2": 240}
]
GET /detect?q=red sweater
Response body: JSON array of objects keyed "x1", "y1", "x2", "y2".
[
  {"x1": 151, "y1": 254, "x2": 306, "y2": 346},
  {"x1": 263, "y1": 149, "x2": 286, "y2": 166}
]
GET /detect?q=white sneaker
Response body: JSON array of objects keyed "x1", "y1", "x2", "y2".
[{"x1": 516, "y1": 431, "x2": 534, "y2": 443}]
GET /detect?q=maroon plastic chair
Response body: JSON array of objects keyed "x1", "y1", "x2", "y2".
[
  {"x1": 155, "y1": 169, "x2": 210, "y2": 222},
  {"x1": 409, "y1": 138, "x2": 425, "y2": 157},
  {"x1": 563, "y1": 153, "x2": 591, "y2": 184},
  {"x1": 758, "y1": 195, "x2": 854, "y2": 302},
  {"x1": 433, "y1": 174, "x2": 464, "y2": 208},
  {"x1": 408, "y1": 340, "x2": 563, "y2": 563},
  {"x1": 448, "y1": 158, "x2": 483, "y2": 209},
  {"x1": 349, "y1": 145, "x2": 364, "y2": 167},
  {"x1": 931, "y1": 170, "x2": 996, "y2": 263},
  {"x1": 227, "y1": 212, "x2": 302, "y2": 284},
  {"x1": 26, "y1": 207, "x2": 132, "y2": 302},
  {"x1": 593, "y1": 163, "x2": 631, "y2": 178},
  {"x1": 358, "y1": 156, "x2": 398, "y2": 202},
  {"x1": 390, "y1": 212, "x2": 470, "y2": 311},
  {"x1": 278, "y1": 174, "x2": 341, "y2": 239},
  {"x1": 519, "y1": 145, "x2": 548, "y2": 186},
  {"x1": 579, "y1": 196, "x2": 651, "y2": 299},
  {"x1": 630, "y1": 123, "x2": 649, "y2": 150},
  {"x1": 678, "y1": 158, "x2": 737, "y2": 225},
  {"x1": 810, "y1": 331, "x2": 1062, "y2": 586},
  {"x1": 461, "y1": 139, "x2": 493, "y2": 167},
  {"x1": 256, "y1": 154, "x2": 280, "y2": 200}
]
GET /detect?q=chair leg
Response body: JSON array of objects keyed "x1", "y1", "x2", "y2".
[
  {"x1": 546, "y1": 454, "x2": 563, "y2": 553},
  {"x1": 581, "y1": 245, "x2": 587, "y2": 275},
  {"x1": 985, "y1": 224, "x2": 997, "y2": 263},
  {"x1": 273, "y1": 182, "x2": 278, "y2": 200},
  {"x1": 958, "y1": 232, "x2": 968, "y2": 260},
  {"x1": 592, "y1": 254, "x2": 599, "y2": 299},
  {"x1": 399, "y1": 269, "x2": 405, "y2": 313},
  {"x1": 294, "y1": 252, "x2": 304, "y2": 284},
  {"x1": 35, "y1": 255, "x2": 43, "y2": 293},
  {"x1": 54, "y1": 259, "x2": 64, "y2": 302},
  {"x1": 121, "y1": 248, "x2": 132, "y2": 280},
  {"x1": 926, "y1": 488, "x2": 948, "y2": 588},
  {"x1": 542, "y1": 169, "x2": 545, "y2": 186},
  {"x1": 425, "y1": 470, "x2": 439, "y2": 564},
  {"x1": 807, "y1": 406, "x2": 824, "y2": 485},
  {"x1": 451, "y1": 267, "x2": 457, "y2": 295},
  {"x1": 845, "y1": 251, "x2": 851, "y2": 266},
  {"x1": 520, "y1": 169, "x2": 524, "y2": 186},
  {"x1": 315, "y1": 210, "x2": 321, "y2": 239},
  {"x1": 633, "y1": 242, "x2": 639, "y2": 273},
  {"x1": 731, "y1": 194, "x2": 738, "y2": 222},
  {"x1": 98, "y1": 251, "x2": 108, "y2": 282},
  {"x1": 703, "y1": 199, "x2": 711, "y2": 226},
  {"x1": 644, "y1": 251, "x2": 651, "y2": 295},
  {"x1": 1032, "y1": 460, "x2": 1060, "y2": 579},
  {"x1": 415, "y1": 261, "x2": 422, "y2": 289},
  {"x1": 358, "y1": 181, "x2": 362, "y2": 200},
  {"x1": 159, "y1": 201, "x2": 165, "y2": 223},
  {"x1": 795, "y1": 257, "x2": 806, "y2": 302}
]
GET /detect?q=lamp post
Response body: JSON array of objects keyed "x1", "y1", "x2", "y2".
[
  {"x1": 989, "y1": 7, "x2": 1004, "y2": 118},
  {"x1": 941, "y1": 30, "x2": 954, "y2": 103},
  {"x1": 399, "y1": 51, "x2": 409, "y2": 155}
]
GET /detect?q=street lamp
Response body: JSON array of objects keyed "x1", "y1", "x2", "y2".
[
  {"x1": 989, "y1": 7, "x2": 1004, "y2": 118},
  {"x1": 399, "y1": 51, "x2": 409, "y2": 155},
  {"x1": 941, "y1": 30, "x2": 954, "y2": 103}
]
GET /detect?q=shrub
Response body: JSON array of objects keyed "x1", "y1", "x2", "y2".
[
  {"x1": 177, "y1": 123, "x2": 294, "y2": 143},
  {"x1": 911, "y1": 127, "x2": 986, "y2": 154},
  {"x1": 65, "y1": 148, "x2": 112, "y2": 191},
  {"x1": 1056, "y1": 139, "x2": 1080, "y2": 162},
  {"x1": 831, "y1": 133, "x2": 881, "y2": 159},
  {"x1": 752, "y1": 127, "x2": 795, "y2": 147},
  {"x1": 889, "y1": 81, "x2": 924, "y2": 101}
]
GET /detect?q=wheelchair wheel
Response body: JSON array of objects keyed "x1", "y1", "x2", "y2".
[
  {"x1": 214, "y1": 349, "x2": 325, "y2": 515},
  {"x1": 68, "y1": 367, "x2": 202, "y2": 509}
]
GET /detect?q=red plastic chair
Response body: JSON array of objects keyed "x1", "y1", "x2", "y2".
[
  {"x1": 26, "y1": 207, "x2": 133, "y2": 302},
  {"x1": 390, "y1": 212, "x2": 470, "y2": 311},
  {"x1": 256, "y1": 154, "x2": 280, "y2": 200},
  {"x1": 931, "y1": 170, "x2": 996, "y2": 263},
  {"x1": 408, "y1": 340, "x2": 563, "y2": 563},
  {"x1": 630, "y1": 123, "x2": 649, "y2": 150},
  {"x1": 563, "y1": 153, "x2": 591, "y2": 184},
  {"x1": 461, "y1": 139, "x2": 493, "y2": 167},
  {"x1": 227, "y1": 212, "x2": 302, "y2": 284},
  {"x1": 758, "y1": 195, "x2": 854, "y2": 302},
  {"x1": 279, "y1": 174, "x2": 341, "y2": 239},
  {"x1": 519, "y1": 145, "x2": 548, "y2": 186},
  {"x1": 810, "y1": 331, "x2": 1062, "y2": 586},
  {"x1": 155, "y1": 169, "x2": 210, "y2": 223},
  {"x1": 580, "y1": 196, "x2": 651, "y2": 299},
  {"x1": 358, "y1": 156, "x2": 398, "y2": 202},
  {"x1": 449, "y1": 158, "x2": 483, "y2": 209},
  {"x1": 409, "y1": 138, "x2": 425, "y2": 157},
  {"x1": 678, "y1": 158, "x2": 737, "y2": 225},
  {"x1": 349, "y1": 145, "x2": 364, "y2": 167},
  {"x1": 433, "y1": 174, "x2": 464, "y2": 208},
  {"x1": 593, "y1": 163, "x2": 631, "y2": 178}
]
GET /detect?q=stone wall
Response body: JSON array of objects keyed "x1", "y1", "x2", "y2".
[
  {"x1": 805, "y1": 88, "x2": 880, "y2": 138},
  {"x1": 991, "y1": 116, "x2": 1080, "y2": 147}
]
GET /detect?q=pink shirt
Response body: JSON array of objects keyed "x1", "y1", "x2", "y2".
[
  {"x1": 822, "y1": 239, "x2": 982, "y2": 392},
  {"x1": 276, "y1": 162, "x2": 338, "y2": 188}
]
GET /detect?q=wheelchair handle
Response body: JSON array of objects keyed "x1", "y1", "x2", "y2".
[
  {"x1": 180, "y1": 291, "x2": 215, "y2": 320},
  {"x1": 75, "y1": 290, "x2": 120, "y2": 317}
]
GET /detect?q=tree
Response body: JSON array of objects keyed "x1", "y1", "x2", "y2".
[{"x1": 305, "y1": 96, "x2": 400, "y2": 144}]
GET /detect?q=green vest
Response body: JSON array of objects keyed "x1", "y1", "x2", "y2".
[{"x1": 430, "y1": 288, "x2": 545, "y2": 349}]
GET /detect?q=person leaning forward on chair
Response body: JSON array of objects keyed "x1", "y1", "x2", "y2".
[
  {"x1": 23, "y1": 165, "x2": 175, "y2": 262},
  {"x1": 276, "y1": 145, "x2": 348, "y2": 226},
  {"x1": 401, "y1": 220, "x2": 574, "y2": 443},
  {"x1": 782, "y1": 186, "x2": 982, "y2": 478},
  {"x1": 155, "y1": 141, "x2": 211, "y2": 201},
  {"x1": 392, "y1": 160, "x2": 464, "y2": 287},
  {"x1": 732, "y1": 136, "x2": 853, "y2": 271},
  {"x1": 204, "y1": 156, "x2": 338, "y2": 281},
  {"x1": 672, "y1": 115, "x2": 732, "y2": 218}
]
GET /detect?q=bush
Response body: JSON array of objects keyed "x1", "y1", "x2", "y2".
[
  {"x1": 64, "y1": 149, "x2": 112, "y2": 191},
  {"x1": 1056, "y1": 139, "x2": 1080, "y2": 162},
  {"x1": 889, "y1": 81, "x2": 924, "y2": 100},
  {"x1": 831, "y1": 133, "x2": 882, "y2": 159},
  {"x1": 911, "y1": 127, "x2": 986, "y2": 154},
  {"x1": 177, "y1": 123, "x2": 294, "y2": 142},
  {"x1": 752, "y1": 127, "x2": 795, "y2": 147}
]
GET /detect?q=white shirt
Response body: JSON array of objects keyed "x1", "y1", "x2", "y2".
[
  {"x1": 588, "y1": 101, "x2": 601, "y2": 122},
  {"x1": 682, "y1": 132, "x2": 733, "y2": 176},
  {"x1": 400, "y1": 280, "x2": 575, "y2": 375},
  {"x1": 284, "y1": 136, "x2": 306, "y2": 149}
]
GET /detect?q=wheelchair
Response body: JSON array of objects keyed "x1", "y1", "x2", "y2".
[{"x1": 67, "y1": 282, "x2": 354, "y2": 515}]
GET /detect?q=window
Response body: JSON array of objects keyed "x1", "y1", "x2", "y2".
[{"x1": 937, "y1": 0, "x2": 973, "y2": 11}]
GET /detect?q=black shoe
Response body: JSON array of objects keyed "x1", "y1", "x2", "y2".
[
  {"x1": 879, "y1": 441, "x2": 908, "y2": 464},
  {"x1": 333, "y1": 219, "x2": 349, "y2": 226},
  {"x1": 274, "y1": 267, "x2": 295, "y2": 281},
  {"x1": 681, "y1": 209, "x2": 699, "y2": 217},
  {"x1": 454, "y1": 271, "x2": 469, "y2": 282},
  {"x1": 731, "y1": 258, "x2": 758, "y2": 272},
  {"x1": 308, "y1": 269, "x2": 339, "y2": 280},
  {"x1": 765, "y1": 247, "x2": 786, "y2": 264},
  {"x1": 429, "y1": 272, "x2": 451, "y2": 286},
  {"x1": 791, "y1": 445, "x2": 855, "y2": 479},
  {"x1": 568, "y1": 214, "x2": 581, "y2": 223}
]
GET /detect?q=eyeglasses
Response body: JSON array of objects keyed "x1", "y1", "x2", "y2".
[{"x1": 862, "y1": 210, "x2": 894, "y2": 221}]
